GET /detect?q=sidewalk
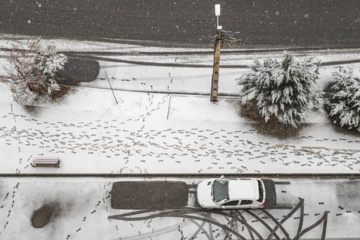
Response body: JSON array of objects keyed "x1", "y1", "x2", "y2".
[{"x1": 1, "y1": 81, "x2": 359, "y2": 175}]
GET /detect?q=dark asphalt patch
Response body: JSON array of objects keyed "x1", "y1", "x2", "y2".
[
  {"x1": 58, "y1": 57, "x2": 100, "y2": 85},
  {"x1": 336, "y1": 181, "x2": 360, "y2": 211},
  {"x1": 110, "y1": 181, "x2": 188, "y2": 210},
  {"x1": 263, "y1": 179, "x2": 277, "y2": 209}
]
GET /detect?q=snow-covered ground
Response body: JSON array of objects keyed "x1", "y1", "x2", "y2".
[
  {"x1": 1, "y1": 38, "x2": 360, "y2": 174},
  {"x1": 1, "y1": 81, "x2": 360, "y2": 175},
  {"x1": 1, "y1": 36, "x2": 360, "y2": 240},
  {"x1": 1, "y1": 177, "x2": 360, "y2": 240}
]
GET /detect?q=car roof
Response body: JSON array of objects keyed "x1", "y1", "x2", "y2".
[{"x1": 228, "y1": 179, "x2": 259, "y2": 200}]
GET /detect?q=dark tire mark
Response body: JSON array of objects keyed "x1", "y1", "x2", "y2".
[
  {"x1": 236, "y1": 211, "x2": 255, "y2": 240},
  {"x1": 266, "y1": 199, "x2": 304, "y2": 240},
  {"x1": 244, "y1": 210, "x2": 279, "y2": 240},
  {"x1": 295, "y1": 198, "x2": 305, "y2": 240},
  {"x1": 261, "y1": 209, "x2": 291, "y2": 240},
  {"x1": 295, "y1": 211, "x2": 329, "y2": 240},
  {"x1": 188, "y1": 218, "x2": 211, "y2": 240}
]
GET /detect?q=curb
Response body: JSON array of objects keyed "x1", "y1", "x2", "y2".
[{"x1": 1, "y1": 173, "x2": 360, "y2": 179}]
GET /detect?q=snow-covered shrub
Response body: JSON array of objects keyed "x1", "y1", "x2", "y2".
[
  {"x1": 1, "y1": 38, "x2": 67, "y2": 105},
  {"x1": 237, "y1": 53, "x2": 322, "y2": 127},
  {"x1": 326, "y1": 67, "x2": 360, "y2": 132}
]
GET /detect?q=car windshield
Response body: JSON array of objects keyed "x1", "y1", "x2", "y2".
[{"x1": 212, "y1": 180, "x2": 229, "y2": 203}]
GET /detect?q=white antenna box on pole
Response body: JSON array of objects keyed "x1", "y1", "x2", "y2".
[
  {"x1": 215, "y1": 4, "x2": 221, "y2": 16},
  {"x1": 215, "y1": 4, "x2": 222, "y2": 30}
]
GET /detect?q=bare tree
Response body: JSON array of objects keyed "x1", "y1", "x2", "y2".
[{"x1": 1, "y1": 38, "x2": 67, "y2": 105}]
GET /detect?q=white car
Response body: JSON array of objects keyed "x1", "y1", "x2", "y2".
[{"x1": 197, "y1": 178, "x2": 266, "y2": 209}]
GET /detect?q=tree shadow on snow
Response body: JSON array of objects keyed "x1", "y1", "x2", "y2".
[
  {"x1": 23, "y1": 105, "x2": 43, "y2": 117},
  {"x1": 31, "y1": 202, "x2": 61, "y2": 228},
  {"x1": 238, "y1": 103, "x2": 306, "y2": 139}
]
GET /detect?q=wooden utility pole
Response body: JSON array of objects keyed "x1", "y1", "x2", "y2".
[
  {"x1": 210, "y1": 5, "x2": 239, "y2": 102},
  {"x1": 210, "y1": 31, "x2": 222, "y2": 102}
]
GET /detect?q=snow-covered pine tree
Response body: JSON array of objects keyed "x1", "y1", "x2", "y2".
[
  {"x1": 237, "y1": 53, "x2": 322, "y2": 127},
  {"x1": 327, "y1": 67, "x2": 360, "y2": 132},
  {"x1": 2, "y1": 38, "x2": 67, "y2": 105}
]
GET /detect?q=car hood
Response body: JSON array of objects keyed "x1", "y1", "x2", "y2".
[{"x1": 197, "y1": 180, "x2": 216, "y2": 207}]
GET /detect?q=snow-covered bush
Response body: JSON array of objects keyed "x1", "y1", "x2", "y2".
[
  {"x1": 326, "y1": 67, "x2": 360, "y2": 132},
  {"x1": 237, "y1": 53, "x2": 322, "y2": 127},
  {"x1": 1, "y1": 38, "x2": 67, "y2": 105}
]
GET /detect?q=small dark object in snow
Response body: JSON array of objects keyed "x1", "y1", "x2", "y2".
[{"x1": 31, "y1": 203, "x2": 60, "y2": 228}]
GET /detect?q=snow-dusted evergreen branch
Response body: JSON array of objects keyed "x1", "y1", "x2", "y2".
[
  {"x1": 327, "y1": 67, "x2": 360, "y2": 132},
  {"x1": 237, "y1": 53, "x2": 322, "y2": 127}
]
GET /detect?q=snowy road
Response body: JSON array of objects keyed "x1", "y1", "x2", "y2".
[
  {"x1": 1, "y1": 0, "x2": 360, "y2": 48},
  {"x1": 0, "y1": 177, "x2": 359, "y2": 239}
]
